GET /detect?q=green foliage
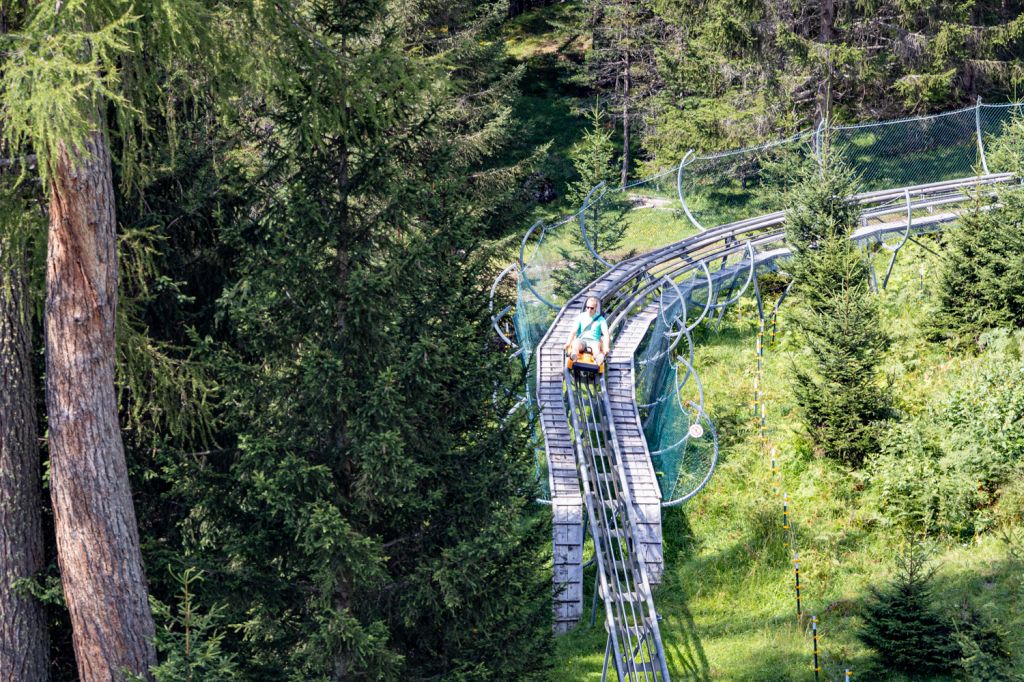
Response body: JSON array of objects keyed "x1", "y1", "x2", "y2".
[
  {"x1": 0, "y1": 0, "x2": 239, "y2": 189},
  {"x1": 931, "y1": 187, "x2": 1024, "y2": 342},
  {"x1": 864, "y1": 330, "x2": 1024, "y2": 540},
  {"x1": 987, "y1": 110, "x2": 1024, "y2": 175},
  {"x1": 643, "y1": 0, "x2": 1024, "y2": 164},
  {"x1": 941, "y1": 329, "x2": 1024, "y2": 491},
  {"x1": 0, "y1": 185, "x2": 44, "y2": 308},
  {"x1": 953, "y1": 600, "x2": 1021, "y2": 682},
  {"x1": 161, "y1": 2, "x2": 554, "y2": 679},
  {"x1": 552, "y1": 103, "x2": 631, "y2": 298},
  {"x1": 858, "y1": 540, "x2": 958, "y2": 675},
  {"x1": 867, "y1": 423, "x2": 980, "y2": 538},
  {"x1": 131, "y1": 568, "x2": 240, "y2": 682},
  {"x1": 116, "y1": 226, "x2": 217, "y2": 444},
  {"x1": 782, "y1": 144, "x2": 861, "y2": 253},
  {"x1": 785, "y1": 145, "x2": 892, "y2": 466}
]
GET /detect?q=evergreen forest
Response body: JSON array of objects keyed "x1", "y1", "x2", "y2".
[{"x1": 2, "y1": 0, "x2": 1024, "y2": 680}]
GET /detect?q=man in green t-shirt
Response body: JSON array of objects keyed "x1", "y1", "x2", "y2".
[{"x1": 564, "y1": 296, "x2": 610, "y2": 366}]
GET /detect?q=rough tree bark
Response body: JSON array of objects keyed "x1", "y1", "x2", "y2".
[
  {"x1": 46, "y1": 128, "x2": 157, "y2": 681},
  {"x1": 0, "y1": 194, "x2": 50, "y2": 681},
  {"x1": 621, "y1": 49, "x2": 631, "y2": 187}
]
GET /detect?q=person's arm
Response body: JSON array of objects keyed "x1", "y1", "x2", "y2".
[
  {"x1": 600, "y1": 320, "x2": 611, "y2": 355},
  {"x1": 564, "y1": 325, "x2": 577, "y2": 352}
]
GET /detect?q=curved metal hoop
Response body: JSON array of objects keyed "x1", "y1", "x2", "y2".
[
  {"x1": 708, "y1": 241, "x2": 756, "y2": 310},
  {"x1": 676, "y1": 150, "x2": 705, "y2": 232},
  {"x1": 489, "y1": 264, "x2": 521, "y2": 347},
  {"x1": 880, "y1": 189, "x2": 913, "y2": 290},
  {"x1": 685, "y1": 261, "x2": 715, "y2": 332},
  {"x1": 518, "y1": 220, "x2": 560, "y2": 311},
  {"x1": 648, "y1": 360, "x2": 705, "y2": 456}
]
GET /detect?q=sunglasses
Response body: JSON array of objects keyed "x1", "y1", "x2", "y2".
[{"x1": 585, "y1": 305, "x2": 596, "y2": 310}]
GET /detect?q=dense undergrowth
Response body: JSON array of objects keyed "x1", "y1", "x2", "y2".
[{"x1": 552, "y1": 241, "x2": 1024, "y2": 680}]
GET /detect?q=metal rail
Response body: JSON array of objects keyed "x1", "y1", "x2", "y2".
[{"x1": 565, "y1": 367, "x2": 670, "y2": 681}]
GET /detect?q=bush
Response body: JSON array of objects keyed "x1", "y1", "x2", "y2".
[
  {"x1": 953, "y1": 600, "x2": 1020, "y2": 682},
  {"x1": 867, "y1": 423, "x2": 980, "y2": 538},
  {"x1": 858, "y1": 541, "x2": 958, "y2": 675},
  {"x1": 941, "y1": 330, "x2": 1024, "y2": 491}
]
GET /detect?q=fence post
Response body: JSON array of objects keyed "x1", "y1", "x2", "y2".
[{"x1": 976, "y1": 96, "x2": 990, "y2": 175}]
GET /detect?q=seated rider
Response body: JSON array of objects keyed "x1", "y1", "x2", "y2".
[{"x1": 565, "y1": 296, "x2": 610, "y2": 366}]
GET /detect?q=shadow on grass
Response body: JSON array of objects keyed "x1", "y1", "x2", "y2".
[{"x1": 659, "y1": 511, "x2": 712, "y2": 680}]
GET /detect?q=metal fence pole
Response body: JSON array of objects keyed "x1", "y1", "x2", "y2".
[{"x1": 976, "y1": 96, "x2": 990, "y2": 175}]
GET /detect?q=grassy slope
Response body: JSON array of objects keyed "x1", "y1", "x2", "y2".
[
  {"x1": 551, "y1": 241, "x2": 1024, "y2": 680},
  {"x1": 501, "y1": 2, "x2": 589, "y2": 222},
  {"x1": 505, "y1": 3, "x2": 699, "y2": 288}
]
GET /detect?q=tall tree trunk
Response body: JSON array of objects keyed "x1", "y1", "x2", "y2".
[
  {"x1": 46, "y1": 129, "x2": 157, "y2": 681},
  {"x1": 817, "y1": 0, "x2": 836, "y2": 124},
  {"x1": 0, "y1": 194, "x2": 50, "y2": 682},
  {"x1": 621, "y1": 53, "x2": 631, "y2": 187}
]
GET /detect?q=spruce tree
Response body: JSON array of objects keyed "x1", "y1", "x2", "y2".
[
  {"x1": 785, "y1": 143, "x2": 892, "y2": 466},
  {"x1": 858, "y1": 541, "x2": 958, "y2": 675},
  {"x1": 169, "y1": 2, "x2": 553, "y2": 678},
  {"x1": 552, "y1": 103, "x2": 631, "y2": 299},
  {"x1": 581, "y1": 0, "x2": 663, "y2": 184},
  {"x1": 932, "y1": 114, "x2": 1024, "y2": 343}
]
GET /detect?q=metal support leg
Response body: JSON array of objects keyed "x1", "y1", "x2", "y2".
[{"x1": 602, "y1": 635, "x2": 612, "y2": 682}]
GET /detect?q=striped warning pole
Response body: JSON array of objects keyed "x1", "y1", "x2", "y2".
[
  {"x1": 771, "y1": 448, "x2": 780, "y2": 497},
  {"x1": 782, "y1": 493, "x2": 791, "y2": 549},
  {"x1": 753, "y1": 320, "x2": 763, "y2": 417},
  {"x1": 811, "y1": 615, "x2": 820, "y2": 682},
  {"x1": 793, "y1": 551, "x2": 802, "y2": 617}
]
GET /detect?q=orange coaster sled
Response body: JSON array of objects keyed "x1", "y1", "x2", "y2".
[{"x1": 567, "y1": 347, "x2": 604, "y2": 377}]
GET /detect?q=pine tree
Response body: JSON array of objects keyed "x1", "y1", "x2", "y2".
[
  {"x1": 932, "y1": 115, "x2": 1024, "y2": 343},
  {"x1": 552, "y1": 103, "x2": 631, "y2": 299},
  {"x1": 785, "y1": 143, "x2": 892, "y2": 466},
  {"x1": 581, "y1": 0, "x2": 663, "y2": 183},
  {"x1": 858, "y1": 541, "x2": 958, "y2": 675},
  {"x1": 168, "y1": 2, "x2": 553, "y2": 678}
]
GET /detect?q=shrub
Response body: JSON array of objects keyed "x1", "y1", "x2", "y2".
[
  {"x1": 867, "y1": 423, "x2": 980, "y2": 538},
  {"x1": 941, "y1": 329, "x2": 1024, "y2": 491},
  {"x1": 953, "y1": 600, "x2": 1020, "y2": 682}
]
